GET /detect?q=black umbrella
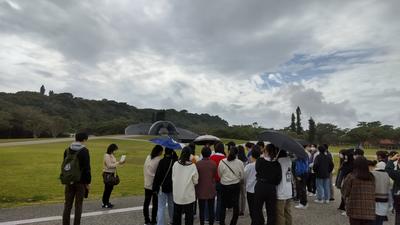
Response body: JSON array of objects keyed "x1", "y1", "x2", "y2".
[
  {"x1": 295, "y1": 139, "x2": 310, "y2": 146},
  {"x1": 257, "y1": 130, "x2": 308, "y2": 159},
  {"x1": 193, "y1": 135, "x2": 221, "y2": 145}
]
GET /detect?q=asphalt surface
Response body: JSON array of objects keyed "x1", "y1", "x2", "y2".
[{"x1": 0, "y1": 189, "x2": 395, "y2": 225}]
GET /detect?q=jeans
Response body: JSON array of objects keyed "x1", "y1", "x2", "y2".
[
  {"x1": 173, "y1": 202, "x2": 194, "y2": 225},
  {"x1": 143, "y1": 188, "x2": 158, "y2": 224},
  {"x1": 246, "y1": 192, "x2": 255, "y2": 225},
  {"x1": 254, "y1": 182, "x2": 277, "y2": 225},
  {"x1": 63, "y1": 183, "x2": 85, "y2": 225},
  {"x1": 307, "y1": 173, "x2": 316, "y2": 194},
  {"x1": 316, "y1": 178, "x2": 330, "y2": 201},
  {"x1": 102, "y1": 182, "x2": 114, "y2": 205},
  {"x1": 215, "y1": 182, "x2": 222, "y2": 221},
  {"x1": 239, "y1": 181, "x2": 246, "y2": 214},
  {"x1": 199, "y1": 199, "x2": 215, "y2": 225},
  {"x1": 296, "y1": 175, "x2": 308, "y2": 206},
  {"x1": 157, "y1": 192, "x2": 174, "y2": 225},
  {"x1": 220, "y1": 183, "x2": 240, "y2": 225}
]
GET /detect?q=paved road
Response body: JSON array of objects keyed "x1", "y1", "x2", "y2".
[{"x1": 0, "y1": 189, "x2": 395, "y2": 225}]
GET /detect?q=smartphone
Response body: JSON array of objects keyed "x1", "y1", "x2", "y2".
[{"x1": 120, "y1": 155, "x2": 126, "y2": 162}]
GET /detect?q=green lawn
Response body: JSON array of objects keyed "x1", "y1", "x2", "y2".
[
  {"x1": 0, "y1": 138, "x2": 154, "y2": 208},
  {"x1": 0, "y1": 138, "x2": 382, "y2": 208}
]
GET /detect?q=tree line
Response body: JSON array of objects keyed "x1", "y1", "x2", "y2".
[
  {"x1": 0, "y1": 87, "x2": 399, "y2": 147},
  {"x1": 0, "y1": 88, "x2": 228, "y2": 138},
  {"x1": 283, "y1": 106, "x2": 400, "y2": 147}
]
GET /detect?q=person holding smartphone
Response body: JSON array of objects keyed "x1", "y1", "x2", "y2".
[{"x1": 102, "y1": 143, "x2": 125, "y2": 208}]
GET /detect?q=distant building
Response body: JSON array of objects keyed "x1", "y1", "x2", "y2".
[{"x1": 125, "y1": 121, "x2": 199, "y2": 143}]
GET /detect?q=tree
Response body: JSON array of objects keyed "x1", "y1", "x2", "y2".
[
  {"x1": 308, "y1": 117, "x2": 316, "y2": 143},
  {"x1": 290, "y1": 113, "x2": 296, "y2": 132},
  {"x1": 20, "y1": 107, "x2": 50, "y2": 138},
  {"x1": 49, "y1": 116, "x2": 70, "y2": 138},
  {"x1": 40, "y1": 85, "x2": 45, "y2": 95},
  {"x1": 315, "y1": 123, "x2": 343, "y2": 144},
  {"x1": 49, "y1": 90, "x2": 54, "y2": 96},
  {"x1": 0, "y1": 111, "x2": 12, "y2": 130},
  {"x1": 296, "y1": 106, "x2": 303, "y2": 135}
]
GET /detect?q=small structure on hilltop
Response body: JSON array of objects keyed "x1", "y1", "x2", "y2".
[{"x1": 125, "y1": 121, "x2": 199, "y2": 143}]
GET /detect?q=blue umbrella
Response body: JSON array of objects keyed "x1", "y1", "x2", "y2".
[{"x1": 150, "y1": 136, "x2": 182, "y2": 150}]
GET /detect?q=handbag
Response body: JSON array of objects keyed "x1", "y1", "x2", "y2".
[{"x1": 103, "y1": 170, "x2": 120, "y2": 186}]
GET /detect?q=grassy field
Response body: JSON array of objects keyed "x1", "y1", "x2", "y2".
[
  {"x1": 0, "y1": 138, "x2": 153, "y2": 208},
  {"x1": 0, "y1": 138, "x2": 54, "y2": 143},
  {"x1": 0, "y1": 138, "x2": 381, "y2": 208}
]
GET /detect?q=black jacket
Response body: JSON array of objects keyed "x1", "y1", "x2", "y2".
[
  {"x1": 386, "y1": 160, "x2": 400, "y2": 195},
  {"x1": 63, "y1": 147, "x2": 91, "y2": 184},
  {"x1": 313, "y1": 153, "x2": 334, "y2": 179},
  {"x1": 152, "y1": 154, "x2": 177, "y2": 193},
  {"x1": 255, "y1": 158, "x2": 282, "y2": 186}
]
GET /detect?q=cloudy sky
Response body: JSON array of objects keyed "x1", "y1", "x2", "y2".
[{"x1": 0, "y1": 0, "x2": 399, "y2": 129}]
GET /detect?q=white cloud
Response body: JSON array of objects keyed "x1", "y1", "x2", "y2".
[{"x1": 0, "y1": 0, "x2": 399, "y2": 129}]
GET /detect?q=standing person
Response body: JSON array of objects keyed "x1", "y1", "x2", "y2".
[
  {"x1": 143, "y1": 145, "x2": 163, "y2": 225},
  {"x1": 294, "y1": 156, "x2": 309, "y2": 209},
  {"x1": 385, "y1": 153, "x2": 400, "y2": 225},
  {"x1": 307, "y1": 145, "x2": 317, "y2": 196},
  {"x1": 102, "y1": 143, "x2": 125, "y2": 208},
  {"x1": 254, "y1": 144, "x2": 282, "y2": 225},
  {"x1": 313, "y1": 146, "x2": 334, "y2": 204},
  {"x1": 237, "y1": 145, "x2": 247, "y2": 216},
  {"x1": 277, "y1": 150, "x2": 293, "y2": 225},
  {"x1": 323, "y1": 144, "x2": 335, "y2": 201},
  {"x1": 342, "y1": 157, "x2": 375, "y2": 225},
  {"x1": 372, "y1": 162, "x2": 391, "y2": 225},
  {"x1": 61, "y1": 132, "x2": 91, "y2": 225},
  {"x1": 337, "y1": 150, "x2": 354, "y2": 214},
  {"x1": 245, "y1": 142, "x2": 254, "y2": 160},
  {"x1": 218, "y1": 146, "x2": 244, "y2": 225},
  {"x1": 172, "y1": 147, "x2": 199, "y2": 225},
  {"x1": 244, "y1": 147, "x2": 261, "y2": 225},
  {"x1": 153, "y1": 148, "x2": 178, "y2": 225},
  {"x1": 210, "y1": 142, "x2": 226, "y2": 222},
  {"x1": 196, "y1": 146, "x2": 217, "y2": 225}
]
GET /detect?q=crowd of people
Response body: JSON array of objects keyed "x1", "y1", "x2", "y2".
[
  {"x1": 143, "y1": 141, "x2": 400, "y2": 225},
  {"x1": 59, "y1": 133, "x2": 400, "y2": 225}
]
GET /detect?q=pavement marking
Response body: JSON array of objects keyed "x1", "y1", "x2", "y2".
[{"x1": 0, "y1": 206, "x2": 143, "y2": 225}]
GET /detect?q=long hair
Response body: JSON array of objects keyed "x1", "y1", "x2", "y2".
[
  {"x1": 214, "y1": 142, "x2": 226, "y2": 155},
  {"x1": 237, "y1": 145, "x2": 247, "y2": 162},
  {"x1": 227, "y1": 146, "x2": 238, "y2": 161},
  {"x1": 179, "y1": 147, "x2": 192, "y2": 164},
  {"x1": 151, "y1": 145, "x2": 163, "y2": 159},
  {"x1": 352, "y1": 157, "x2": 374, "y2": 181},
  {"x1": 265, "y1": 144, "x2": 278, "y2": 159},
  {"x1": 106, "y1": 143, "x2": 118, "y2": 154}
]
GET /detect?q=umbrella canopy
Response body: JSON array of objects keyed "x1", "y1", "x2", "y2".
[
  {"x1": 257, "y1": 130, "x2": 308, "y2": 159},
  {"x1": 149, "y1": 136, "x2": 182, "y2": 150},
  {"x1": 295, "y1": 139, "x2": 310, "y2": 146},
  {"x1": 193, "y1": 135, "x2": 221, "y2": 145}
]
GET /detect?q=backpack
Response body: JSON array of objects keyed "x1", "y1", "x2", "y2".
[
  {"x1": 60, "y1": 148, "x2": 82, "y2": 185},
  {"x1": 295, "y1": 158, "x2": 309, "y2": 177}
]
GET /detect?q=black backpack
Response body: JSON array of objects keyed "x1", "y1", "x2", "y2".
[{"x1": 60, "y1": 148, "x2": 82, "y2": 185}]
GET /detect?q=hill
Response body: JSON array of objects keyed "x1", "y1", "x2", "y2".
[{"x1": 0, "y1": 91, "x2": 229, "y2": 138}]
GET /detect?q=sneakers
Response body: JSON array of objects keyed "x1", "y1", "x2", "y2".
[
  {"x1": 294, "y1": 204, "x2": 308, "y2": 209},
  {"x1": 308, "y1": 193, "x2": 316, "y2": 197},
  {"x1": 341, "y1": 211, "x2": 347, "y2": 216},
  {"x1": 314, "y1": 199, "x2": 324, "y2": 204},
  {"x1": 324, "y1": 200, "x2": 330, "y2": 204},
  {"x1": 102, "y1": 203, "x2": 114, "y2": 209}
]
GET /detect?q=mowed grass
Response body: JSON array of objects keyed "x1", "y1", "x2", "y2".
[
  {"x1": 0, "y1": 138, "x2": 154, "y2": 208},
  {"x1": 0, "y1": 137, "x2": 383, "y2": 208}
]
